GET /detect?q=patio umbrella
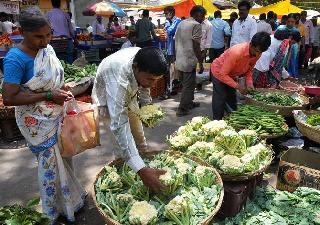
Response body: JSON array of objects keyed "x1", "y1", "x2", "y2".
[{"x1": 83, "y1": 0, "x2": 127, "y2": 17}]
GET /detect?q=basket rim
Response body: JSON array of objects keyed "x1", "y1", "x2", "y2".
[
  {"x1": 92, "y1": 150, "x2": 224, "y2": 225},
  {"x1": 293, "y1": 110, "x2": 320, "y2": 144}
]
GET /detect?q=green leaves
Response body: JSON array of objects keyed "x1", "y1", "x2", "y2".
[
  {"x1": 26, "y1": 197, "x2": 40, "y2": 209},
  {"x1": 306, "y1": 114, "x2": 320, "y2": 126}
]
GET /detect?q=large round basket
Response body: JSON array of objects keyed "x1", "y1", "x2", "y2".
[
  {"x1": 279, "y1": 80, "x2": 303, "y2": 93},
  {"x1": 293, "y1": 110, "x2": 320, "y2": 144},
  {"x1": 245, "y1": 88, "x2": 309, "y2": 117},
  {"x1": 67, "y1": 77, "x2": 94, "y2": 97},
  {"x1": 93, "y1": 151, "x2": 224, "y2": 225},
  {"x1": 186, "y1": 154, "x2": 273, "y2": 182}
]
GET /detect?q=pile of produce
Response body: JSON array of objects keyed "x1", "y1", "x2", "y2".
[
  {"x1": 76, "y1": 33, "x2": 92, "y2": 41},
  {"x1": 154, "y1": 29, "x2": 167, "y2": 41},
  {"x1": 306, "y1": 114, "x2": 320, "y2": 126},
  {"x1": 167, "y1": 117, "x2": 273, "y2": 175},
  {"x1": 0, "y1": 197, "x2": 50, "y2": 225},
  {"x1": 226, "y1": 105, "x2": 288, "y2": 137},
  {"x1": 95, "y1": 152, "x2": 223, "y2": 225},
  {"x1": 111, "y1": 30, "x2": 129, "y2": 38},
  {"x1": 61, "y1": 61, "x2": 97, "y2": 83},
  {"x1": 0, "y1": 34, "x2": 13, "y2": 47},
  {"x1": 216, "y1": 186, "x2": 320, "y2": 225},
  {"x1": 136, "y1": 104, "x2": 165, "y2": 128},
  {"x1": 249, "y1": 91, "x2": 302, "y2": 106}
]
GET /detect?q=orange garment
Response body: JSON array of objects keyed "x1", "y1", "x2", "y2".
[{"x1": 211, "y1": 43, "x2": 259, "y2": 89}]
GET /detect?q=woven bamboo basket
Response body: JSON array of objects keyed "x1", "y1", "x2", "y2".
[
  {"x1": 245, "y1": 88, "x2": 309, "y2": 117},
  {"x1": 186, "y1": 153, "x2": 273, "y2": 182},
  {"x1": 293, "y1": 110, "x2": 320, "y2": 144},
  {"x1": 93, "y1": 150, "x2": 224, "y2": 225}
]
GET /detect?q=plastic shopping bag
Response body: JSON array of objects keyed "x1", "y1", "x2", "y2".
[{"x1": 59, "y1": 99, "x2": 100, "y2": 157}]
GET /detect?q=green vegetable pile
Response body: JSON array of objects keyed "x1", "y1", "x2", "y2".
[
  {"x1": 226, "y1": 105, "x2": 288, "y2": 137},
  {"x1": 167, "y1": 117, "x2": 273, "y2": 175},
  {"x1": 95, "y1": 152, "x2": 222, "y2": 225},
  {"x1": 216, "y1": 186, "x2": 320, "y2": 225},
  {"x1": 0, "y1": 197, "x2": 50, "y2": 225},
  {"x1": 250, "y1": 91, "x2": 301, "y2": 106},
  {"x1": 61, "y1": 60, "x2": 97, "y2": 83},
  {"x1": 306, "y1": 114, "x2": 320, "y2": 126}
]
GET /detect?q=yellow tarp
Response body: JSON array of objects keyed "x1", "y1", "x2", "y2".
[
  {"x1": 193, "y1": 0, "x2": 218, "y2": 15},
  {"x1": 249, "y1": 0, "x2": 303, "y2": 16}
]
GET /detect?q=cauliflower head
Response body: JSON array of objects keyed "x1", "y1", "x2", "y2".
[
  {"x1": 202, "y1": 120, "x2": 229, "y2": 136},
  {"x1": 220, "y1": 154, "x2": 243, "y2": 173},
  {"x1": 128, "y1": 201, "x2": 158, "y2": 225}
]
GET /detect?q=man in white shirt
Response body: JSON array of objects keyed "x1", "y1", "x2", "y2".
[
  {"x1": 257, "y1": 13, "x2": 272, "y2": 34},
  {"x1": 1, "y1": 13, "x2": 15, "y2": 34},
  {"x1": 92, "y1": 47, "x2": 168, "y2": 192},
  {"x1": 201, "y1": 19, "x2": 213, "y2": 53},
  {"x1": 311, "y1": 17, "x2": 320, "y2": 61},
  {"x1": 300, "y1": 11, "x2": 314, "y2": 68},
  {"x1": 230, "y1": 1, "x2": 257, "y2": 47}
]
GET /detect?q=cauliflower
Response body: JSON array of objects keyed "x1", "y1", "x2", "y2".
[
  {"x1": 239, "y1": 129, "x2": 258, "y2": 147},
  {"x1": 220, "y1": 155, "x2": 244, "y2": 173},
  {"x1": 215, "y1": 129, "x2": 247, "y2": 157},
  {"x1": 202, "y1": 120, "x2": 229, "y2": 137},
  {"x1": 148, "y1": 159, "x2": 161, "y2": 169},
  {"x1": 159, "y1": 167, "x2": 183, "y2": 194},
  {"x1": 187, "y1": 141, "x2": 215, "y2": 160},
  {"x1": 177, "y1": 125, "x2": 193, "y2": 136},
  {"x1": 190, "y1": 165, "x2": 216, "y2": 188},
  {"x1": 137, "y1": 104, "x2": 165, "y2": 128},
  {"x1": 188, "y1": 116, "x2": 210, "y2": 130},
  {"x1": 208, "y1": 151, "x2": 225, "y2": 167},
  {"x1": 175, "y1": 161, "x2": 192, "y2": 175},
  {"x1": 128, "y1": 201, "x2": 158, "y2": 225},
  {"x1": 116, "y1": 193, "x2": 135, "y2": 206},
  {"x1": 165, "y1": 195, "x2": 188, "y2": 216},
  {"x1": 167, "y1": 134, "x2": 193, "y2": 151},
  {"x1": 100, "y1": 171, "x2": 123, "y2": 191}
]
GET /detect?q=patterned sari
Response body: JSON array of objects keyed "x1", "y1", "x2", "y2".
[{"x1": 15, "y1": 45, "x2": 86, "y2": 224}]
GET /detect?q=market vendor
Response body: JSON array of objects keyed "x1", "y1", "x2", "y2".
[
  {"x1": 92, "y1": 16, "x2": 106, "y2": 36},
  {"x1": 92, "y1": 47, "x2": 168, "y2": 192},
  {"x1": 211, "y1": 32, "x2": 271, "y2": 120}
]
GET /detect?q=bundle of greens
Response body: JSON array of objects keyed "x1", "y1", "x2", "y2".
[
  {"x1": 168, "y1": 117, "x2": 273, "y2": 175},
  {"x1": 95, "y1": 153, "x2": 222, "y2": 225},
  {"x1": 0, "y1": 197, "x2": 50, "y2": 225},
  {"x1": 137, "y1": 104, "x2": 165, "y2": 128},
  {"x1": 226, "y1": 105, "x2": 288, "y2": 137},
  {"x1": 250, "y1": 91, "x2": 302, "y2": 106},
  {"x1": 61, "y1": 60, "x2": 98, "y2": 83},
  {"x1": 216, "y1": 186, "x2": 320, "y2": 225},
  {"x1": 306, "y1": 114, "x2": 320, "y2": 126}
]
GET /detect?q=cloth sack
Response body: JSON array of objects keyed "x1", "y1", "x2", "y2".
[{"x1": 59, "y1": 99, "x2": 100, "y2": 157}]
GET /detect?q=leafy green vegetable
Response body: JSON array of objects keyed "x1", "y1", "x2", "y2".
[
  {"x1": 306, "y1": 114, "x2": 320, "y2": 126},
  {"x1": 61, "y1": 60, "x2": 97, "y2": 83},
  {"x1": 216, "y1": 186, "x2": 320, "y2": 225},
  {"x1": 0, "y1": 197, "x2": 50, "y2": 225},
  {"x1": 250, "y1": 91, "x2": 301, "y2": 106}
]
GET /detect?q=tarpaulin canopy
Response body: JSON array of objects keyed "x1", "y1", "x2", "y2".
[
  {"x1": 249, "y1": 0, "x2": 303, "y2": 16},
  {"x1": 118, "y1": 0, "x2": 218, "y2": 18}
]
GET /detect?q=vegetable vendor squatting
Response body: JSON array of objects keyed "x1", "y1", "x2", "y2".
[
  {"x1": 92, "y1": 47, "x2": 168, "y2": 193},
  {"x1": 211, "y1": 32, "x2": 271, "y2": 120}
]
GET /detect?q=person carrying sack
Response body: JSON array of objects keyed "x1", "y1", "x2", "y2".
[
  {"x1": 92, "y1": 47, "x2": 168, "y2": 193},
  {"x1": 2, "y1": 8, "x2": 86, "y2": 224}
]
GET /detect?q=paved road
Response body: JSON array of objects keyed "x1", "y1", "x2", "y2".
[{"x1": 0, "y1": 84, "x2": 214, "y2": 225}]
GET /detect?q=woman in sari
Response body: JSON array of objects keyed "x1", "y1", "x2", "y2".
[
  {"x1": 253, "y1": 28, "x2": 301, "y2": 88},
  {"x1": 2, "y1": 7, "x2": 86, "y2": 224},
  {"x1": 278, "y1": 14, "x2": 301, "y2": 78}
]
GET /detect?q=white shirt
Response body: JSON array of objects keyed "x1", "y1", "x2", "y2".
[
  {"x1": 257, "y1": 20, "x2": 272, "y2": 34},
  {"x1": 201, "y1": 19, "x2": 213, "y2": 51},
  {"x1": 92, "y1": 47, "x2": 151, "y2": 172},
  {"x1": 121, "y1": 40, "x2": 133, "y2": 49},
  {"x1": 92, "y1": 20, "x2": 105, "y2": 35},
  {"x1": 300, "y1": 19, "x2": 314, "y2": 45},
  {"x1": 313, "y1": 26, "x2": 320, "y2": 47},
  {"x1": 3, "y1": 21, "x2": 15, "y2": 33},
  {"x1": 230, "y1": 16, "x2": 257, "y2": 47},
  {"x1": 87, "y1": 26, "x2": 93, "y2": 34}
]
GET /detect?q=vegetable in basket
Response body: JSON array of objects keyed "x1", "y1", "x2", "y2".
[
  {"x1": 249, "y1": 91, "x2": 302, "y2": 106},
  {"x1": 306, "y1": 114, "x2": 320, "y2": 126},
  {"x1": 136, "y1": 104, "x2": 165, "y2": 128}
]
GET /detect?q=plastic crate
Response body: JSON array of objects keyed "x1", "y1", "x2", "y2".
[
  {"x1": 150, "y1": 76, "x2": 165, "y2": 98},
  {"x1": 50, "y1": 39, "x2": 69, "y2": 53},
  {"x1": 0, "y1": 119, "x2": 23, "y2": 142},
  {"x1": 77, "y1": 49, "x2": 100, "y2": 63}
]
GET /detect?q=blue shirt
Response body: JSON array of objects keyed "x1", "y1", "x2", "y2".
[
  {"x1": 4, "y1": 48, "x2": 34, "y2": 84},
  {"x1": 165, "y1": 16, "x2": 181, "y2": 56},
  {"x1": 210, "y1": 18, "x2": 231, "y2": 49}
]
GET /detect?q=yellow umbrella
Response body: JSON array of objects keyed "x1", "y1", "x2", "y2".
[
  {"x1": 194, "y1": 0, "x2": 218, "y2": 15},
  {"x1": 249, "y1": 0, "x2": 303, "y2": 16}
]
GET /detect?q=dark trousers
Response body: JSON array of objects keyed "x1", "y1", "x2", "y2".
[
  {"x1": 165, "y1": 55, "x2": 175, "y2": 95},
  {"x1": 136, "y1": 40, "x2": 153, "y2": 48},
  {"x1": 209, "y1": 48, "x2": 225, "y2": 63},
  {"x1": 299, "y1": 44, "x2": 312, "y2": 68},
  {"x1": 178, "y1": 69, "x2": 196, "y2": 111},
  {"x1": 212, "y1": 76, "x2": 237, "y2": 120},
  {"x1": 312, "y1": 46, "x2": 319, "y2": 61}
]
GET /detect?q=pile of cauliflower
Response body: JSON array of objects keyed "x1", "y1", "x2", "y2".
[
  {"x1": 136, "y1": 104, "x2": 165, "y2": 128},
  {"x1": 95, "y1": 153, "x2": 222, "y2": 225},
  {"x1": 168, "y1": 117, "x2": 273, "y2": 175}
]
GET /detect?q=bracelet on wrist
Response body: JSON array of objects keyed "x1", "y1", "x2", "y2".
[{"x1": 46, "y1": 90, "x2": 53, "y2": 101}]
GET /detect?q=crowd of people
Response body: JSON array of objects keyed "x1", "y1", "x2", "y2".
[{"x1": 1, "y1": 0, "x2": 320, "y2": 224}]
